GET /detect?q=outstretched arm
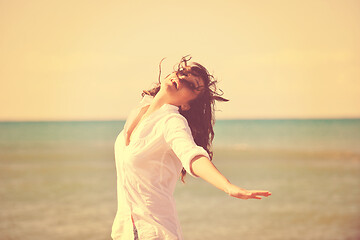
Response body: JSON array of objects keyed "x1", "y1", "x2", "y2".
[{"x1": 190, "y1": 156, "x2": 271, "y2": 200}]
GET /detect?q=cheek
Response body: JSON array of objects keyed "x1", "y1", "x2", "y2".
[{"x1": 181, "y1": 90, "x2": 198, "y2": 103}]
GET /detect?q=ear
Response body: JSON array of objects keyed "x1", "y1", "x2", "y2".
[{"x1": 180, "y1": 104, "x2": 190, "y2": 111}]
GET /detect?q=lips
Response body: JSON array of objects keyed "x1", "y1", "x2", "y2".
[{"x1": 171, "y1": 79, "x2": 178, "y2": 89}]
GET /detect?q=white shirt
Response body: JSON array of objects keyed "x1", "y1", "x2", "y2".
[{"x1": 111, "y1": 95, "x2": 210, "y2": 240}]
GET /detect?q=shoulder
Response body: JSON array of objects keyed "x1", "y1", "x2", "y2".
[
  {"x1": 162, "y1": 112, "x2": 190, "y2": 132},
  {"x1": 164, "y1": 112, "x2": 188, "y2": 124}
]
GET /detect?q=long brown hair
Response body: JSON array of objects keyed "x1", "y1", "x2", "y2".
[{"x1": 142, "y1": 55, "x2": 228, "y2": 182}]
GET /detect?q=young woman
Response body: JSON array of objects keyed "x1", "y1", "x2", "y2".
[{"x1": 111, "y1": 56, "x2": 271, "y2": 240}]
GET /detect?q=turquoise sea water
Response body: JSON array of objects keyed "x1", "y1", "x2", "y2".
[
  {"x1": 0, "y1": 119, "x2": 359, "y2": 239},
  {"x1": 1, "y1": 119, "x2": 359, "y2": 153}
]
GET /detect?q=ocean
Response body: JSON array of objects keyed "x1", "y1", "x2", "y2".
[{"x1": 0, "y1": 119, "x2": 359, "y2": 240}]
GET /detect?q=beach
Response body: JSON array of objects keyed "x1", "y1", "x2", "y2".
[{"x1": 0, "y1": 120, "x2": 359, "y2": 240}]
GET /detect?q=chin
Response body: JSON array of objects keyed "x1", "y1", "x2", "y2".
[{"x1": 164, "y1": 83, "x2": 176, "y2": 92}]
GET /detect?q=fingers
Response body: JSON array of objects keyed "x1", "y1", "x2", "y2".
[
  {"x1": 246, "y1": 190, "x2": 272, "y2": 200},
  {"x1": 252, "y1": 196, "x2": 262, "y2": 200},
  {"x1": 237, "y1": 192, "x2": 262, "y2": 200},
  {"x1": 237, "y1": 194, "x2": 261, "y2": 200},
  {"x1": 249, "y1": 190, "x2": 272, "y2": 197},
  {"x1": 227, "y1": 187, "x2": 271, "y2": 200}
]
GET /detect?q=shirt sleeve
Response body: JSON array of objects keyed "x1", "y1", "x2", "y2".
[{"x1": 163, "y1": 114, "x2": 210, "y2": 177}]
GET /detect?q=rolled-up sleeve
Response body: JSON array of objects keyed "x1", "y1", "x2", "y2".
[{"x1": 164, "y1": 114, "x2": 210, "y2": 177}]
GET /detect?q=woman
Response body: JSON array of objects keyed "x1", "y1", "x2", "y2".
[{"x1": 111, "y1": 56, "x2": 271, "y2": 240}]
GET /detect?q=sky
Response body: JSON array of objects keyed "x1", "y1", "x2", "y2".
[{"x1": 0, "y1": 0, "x2": 359, "y2": 121}]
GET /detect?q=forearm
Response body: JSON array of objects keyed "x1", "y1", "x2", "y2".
[
  {"x1": 190, "y1": 156, "x2": 232, "y2": 193},
  {"x1": 190, "y1": 155, "x2": 272, "y2": 199}
]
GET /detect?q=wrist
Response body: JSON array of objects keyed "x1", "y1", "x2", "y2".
[
  {"x1": 224, "y1": 183, "x2": 248, "y2": 196},
  {"x1": 223, "y1": 181, "x2": 233, "y2": 194}
]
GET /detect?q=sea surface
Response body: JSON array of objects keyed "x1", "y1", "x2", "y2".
[{"x1": 0, "y1": 119, "x2": 359, "y2": 240}]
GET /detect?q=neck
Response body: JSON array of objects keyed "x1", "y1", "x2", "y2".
[{"x1": 145, "y1": 89, "x2": 177, "y2": 117}]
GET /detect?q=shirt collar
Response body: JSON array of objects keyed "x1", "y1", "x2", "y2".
[
  {"x1": 162, "y1": 103, "x2": 179, "y2": 112},
  {"x1": 141, "y1": 95, "x2": 179, "y2": 113}
]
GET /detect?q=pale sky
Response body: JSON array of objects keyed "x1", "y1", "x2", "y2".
[{"x1": 1, "y1": 0, "x2": 359, "y2": 121}]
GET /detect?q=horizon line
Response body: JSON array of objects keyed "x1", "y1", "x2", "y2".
[{"x1": 1, "y1": 116, "x2": 360, "y2": 123}]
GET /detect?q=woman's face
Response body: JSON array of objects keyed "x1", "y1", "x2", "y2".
[{"x1": 161, "y1": 71, "x2": 205, "y2": 110}]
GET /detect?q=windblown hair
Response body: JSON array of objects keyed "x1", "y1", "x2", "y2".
[{"x1": 142, "y1": 55, "x2": 229, "y2": 182}]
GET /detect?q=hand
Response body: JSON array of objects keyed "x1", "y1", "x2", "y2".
[{"x1": 224, "y1": 184, "x2": 271, "y2": 200}]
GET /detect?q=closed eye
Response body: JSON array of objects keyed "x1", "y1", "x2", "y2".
[
  {"x1": 188, "y1": 82, "x2": 195, "y2": 88},
  {"x1": 179, "y1": 78, "x2": 197, "y2": 90},
  {"x1": 176, "y1": 71, "x2": 202, "y2": 91}
]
